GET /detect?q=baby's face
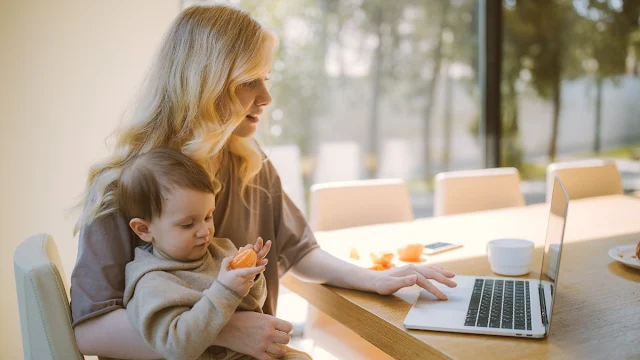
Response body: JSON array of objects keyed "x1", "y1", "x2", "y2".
[{"x1": 149, "y1": 188, "x2": 216, "y2": 261}]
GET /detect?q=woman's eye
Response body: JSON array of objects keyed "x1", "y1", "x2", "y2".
[
  {"x1": 181, "y1": 223, "x2": 194, "y2": 229},
  {"x1": 205, "y1": 215, "x2": 213, "y2": 221},
  {"x1": 242, "y1": 79, "x2": 258, "y2": 88}
]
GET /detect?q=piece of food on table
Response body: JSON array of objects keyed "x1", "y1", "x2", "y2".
[
  {"x1": 230, "y1": 248, "x2": 258, "y2": 269},
  {"x1": 368, "y1": 252, "x2": 395, "y2": 271},
  {"x1": 397, "y1": 244, "x2": 424, "y2": 262},
  {"x1": 370, "y1": 252, "x2": 394, "y2": 266},
  {"x1": 350, "y1": 247, "x2": 360, "y2": 260},
  {"x1": 636, "y1": 240, "x2": 640, "y2": 259}
]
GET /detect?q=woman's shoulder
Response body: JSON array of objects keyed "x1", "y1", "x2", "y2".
[
  {"x1": 78, "y1": 210, "x2": 139, "y2": 254},
  {"x1": 81, "y1": 210, "x2": 130, "y2": 239}
]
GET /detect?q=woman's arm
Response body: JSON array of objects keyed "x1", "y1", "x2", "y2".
[
  {"x1": 72, "y1": 212, "x2": 157, "y2": 358},
  {"x1": 75, "y1": 309, "x2": 161, "y2": 359},
  {"x1": 74, "y1": 308, "x2": 293, "y2": 360},
  {"x1": 290, "y1": 248, "x2": 379, "y2": 290},
  {"x1": 291, "y1": 248, "x2": 457, "y2": 299}
]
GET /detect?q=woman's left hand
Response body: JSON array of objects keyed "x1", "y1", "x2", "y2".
[{"x1": 373, "y1": 265, "x2": 457, "y2": 299}]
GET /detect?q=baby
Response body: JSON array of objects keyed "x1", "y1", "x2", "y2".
[{"x1": 116, "y1": 148, "x2": 310, "y2": 360}]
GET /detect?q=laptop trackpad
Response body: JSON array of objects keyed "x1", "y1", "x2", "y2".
[{"x1": 414, "y1": 287, "x2": 471, "y2": 312}]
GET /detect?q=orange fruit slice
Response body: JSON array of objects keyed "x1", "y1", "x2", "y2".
[
  {"x1": 349, "y1": 248, "x2": 360, "y2": 260},
  {"x1": 230, "y1": 248, "x2": 258, "y2": 269},
  {"x1": 370, "y1": 252, "x2": 394, "y2": 267},
  {"x1": 397, "y1": 244, "x2": 424, "y2": 262}
]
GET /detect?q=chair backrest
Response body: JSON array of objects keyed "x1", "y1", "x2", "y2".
[
  {"x1": 13, "y1": 234, "x2": 83, "y2": 360},
  {"x1": 546, "y1": 159, "x2": 623, "y2": 202},
  {"x1": 309, "y1": 178, "x2": 413, "y2": 231},
  {"x1": 313, "y1": 141, "x2": 362, "y2": 185},
  {"x1": 264, "y1": 144, "x2": 306, "y2": 212},
  {"x1": 434, "y1": 167, "x2": 525, "y2": 216}
]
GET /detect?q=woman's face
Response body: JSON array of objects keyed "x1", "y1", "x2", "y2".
[{"x1": 232, "y1": 72, "x2": 272, "y2": 138}]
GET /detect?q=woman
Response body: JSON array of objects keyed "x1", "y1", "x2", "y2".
[{"x1": 71, "y1": 5, "x2": 457, "y2": 360}]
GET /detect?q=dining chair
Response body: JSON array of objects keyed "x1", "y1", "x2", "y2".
[
  {"x1": 433, "y1": 167, "x2": 525, "y2": 216},
  {"x1": 302, "y1": 178, "x2": 413, "y2": 359},
  {"x1": 545, "y1": 159, "x2": 623, "y2": 202},
  {"x1": 13, "y1": 233, "x2": 83, "y2": 360},
  {"x1": 309, "y1": 178, "x2": 413, "y2": 231}
]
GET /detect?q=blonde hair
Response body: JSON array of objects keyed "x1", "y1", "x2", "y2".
[{"x1": 74, "y1": 4, "x2": 277, "y2": 234}]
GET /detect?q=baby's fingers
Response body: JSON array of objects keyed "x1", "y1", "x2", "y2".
[
  {"x1": 253, "y1": 237, "x2": 264, "y2": 252},
  {"x1": 239, "y1": 244, "x2": 253, "y2": 252},
  {"x1": 220, "y1": 256, "x2": 233, "y2": 270},
  {"x1": 257, "y1": 240, "x2": 272, "y2": 259},
  {"x1": 233, "y1": 262, "x2": 268, "y2": 278}
]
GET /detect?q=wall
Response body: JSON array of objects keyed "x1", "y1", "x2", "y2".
[{"x1": 0, "y1": 1, "x2": 180, "y2": 357}]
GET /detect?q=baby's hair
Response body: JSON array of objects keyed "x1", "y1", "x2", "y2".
[{"x1": 116, "y1": 148, "x2": 221, "y2": 221}]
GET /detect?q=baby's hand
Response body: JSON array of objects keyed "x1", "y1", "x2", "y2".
[
  {"x1": 253, "y1": 237, "x2": 272, "y2": 267},
  {"x1": 218, "y1": 256, "x2": 267, "y2": 297}
]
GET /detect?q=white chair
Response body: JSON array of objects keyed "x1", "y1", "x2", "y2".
[
  {"x1": 545, "y1": 159, "x2": 623, "y2": 202},
  {"x1": 434, "y1": 167, "x2": 525, "y2": 216},
  {"x1": 313, "y1": 141, "x2": 362, "y2": 185},
  {"x1": 309, "y1": 178, "x2": 413, "y2": 231},
  {"x1": 303, "y1": 178, "x2": 412, "y2": 360},
  {"x1": 14, "y1": 234, "x2": 83, "y2": 360},
  {"x1": 264, "y1": 144, "x2": 306, "y2": 212}
]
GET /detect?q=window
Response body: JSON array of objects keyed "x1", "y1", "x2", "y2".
[
  {"x1": 501, "y1": 0, "x2": 640, "y2": 203},
  {"x1": 187, "y1": 0, "x2": 483, "y2": 217},
  {"x1": 184, "y1": 0, "x2": 640, "y2": 212}
]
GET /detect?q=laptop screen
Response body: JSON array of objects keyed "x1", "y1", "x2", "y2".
[{"x1": 538, "y1": 176, "x2": 570, "y2": 334}]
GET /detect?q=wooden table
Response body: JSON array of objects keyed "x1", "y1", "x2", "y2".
[{"x1": 282, "y1": 195, "x2": 640, "y2": 360}]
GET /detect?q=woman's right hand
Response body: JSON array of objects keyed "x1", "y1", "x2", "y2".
[
  {"x1": 214, "y1": 311, "x2": 293, "y2": 360},
  {"x1": 218, "y1": 256, "x2": 267, "y2": 297}
]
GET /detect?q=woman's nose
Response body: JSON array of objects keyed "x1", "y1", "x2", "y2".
[{"x1": 256, "y1": 82, "x2": 272, "y2": 107}]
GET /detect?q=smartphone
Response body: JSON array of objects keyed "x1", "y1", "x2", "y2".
[{"x1": 423, "y1": 242, "x2": 463, "y2": 255}]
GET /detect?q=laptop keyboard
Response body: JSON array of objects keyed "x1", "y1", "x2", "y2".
[{"x1": 464, "y1": 279, "x2": 532, "y2": 330}]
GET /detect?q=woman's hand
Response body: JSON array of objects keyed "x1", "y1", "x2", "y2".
[
  {"x1": 214, "y1": 311, "x2": 293, "y2": 360},
  {"x1": 374, "y1": 264, "x2": 457, "y2": 299}
]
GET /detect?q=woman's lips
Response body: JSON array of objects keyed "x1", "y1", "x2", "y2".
[{"x1": 246, "y1": 115, "x2": 259, "y2": 123}]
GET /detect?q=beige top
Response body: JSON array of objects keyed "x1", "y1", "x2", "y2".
[
  {"x1": 71, "y1": 153, "x2": 319, "y2": 326},
  {"x1": 123, "y1": 238, "x2": 265, "y2": 360}
]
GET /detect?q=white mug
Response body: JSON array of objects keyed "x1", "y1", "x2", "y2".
[{"x1": 487, "y1": 239, "x2": 535, "y2": 276}]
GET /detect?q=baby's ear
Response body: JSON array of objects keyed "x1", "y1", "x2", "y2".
[{"x1": 129, "y1": 218, "x2": 153, "y2": 243}]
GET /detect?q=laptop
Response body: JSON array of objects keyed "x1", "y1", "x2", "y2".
[{"x1": 403, "y1": 176, "x2": 569, "y2": 338}]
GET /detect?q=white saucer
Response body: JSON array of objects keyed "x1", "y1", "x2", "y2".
[{"x1": 608, "y1": 244, "x2": 640, "y2": 270}]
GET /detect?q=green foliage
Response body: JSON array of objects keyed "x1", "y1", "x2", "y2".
[
  {"x1": 501, "y1": 0, "x2": 640, "y2": 163},
  {"x1": 203, "y1": 0, "x2": 639, "y2": 178}
]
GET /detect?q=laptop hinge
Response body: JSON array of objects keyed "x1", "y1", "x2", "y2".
[{"x1": 538, "y1": 284, "x2": 548, "y2": 326}]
